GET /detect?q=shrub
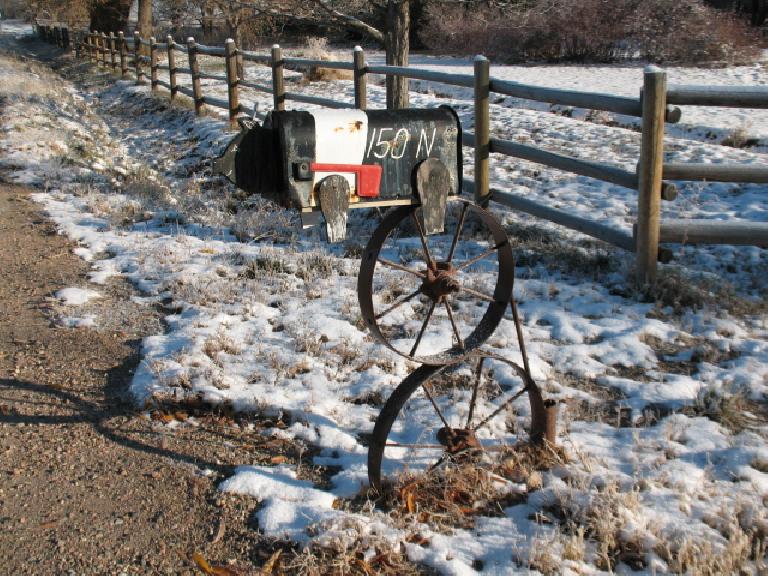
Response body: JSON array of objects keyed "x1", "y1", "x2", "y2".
[{"x1": 420, "y1": 0, "x2": 761, "y2": 64}]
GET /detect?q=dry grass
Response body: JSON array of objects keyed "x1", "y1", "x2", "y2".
[
  {"x1": 372, "y1": 443, "x2": 564, "y2": 533},
  {"x1": 202, "y1": 330, "x2": 241, "y2": 361},
  {"x1": 279, "y1": 539, "x2": 431, "y2": 576},
  {"x1": 298, "y1": 37, "x2": 352, "y2": 83},
  {"x1": 0, "y1": 54, "x2": 60, "y2": 100},
  {"x1": 646, "y1": 267, "x2": 767, "y2": 317}
]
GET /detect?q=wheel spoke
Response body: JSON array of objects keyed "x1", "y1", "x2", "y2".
[
  {"x1": 510, "y1": 296, "x2": 532, "y2": 378},
  {"x1": 378, "y1": 257, "x2": 426, "y2": 279},
  {"x1": 455, "y1": 284, "x2": 496, "y2": 304},
  {"x1": 456, "y1": 240, "x2": 507, "y2": 272},
  {"x1": 409, "y1": 300, "x2": 436, "y2": 357},
  {"x1": 465, "y1": 356, "x2": 485, "y2": 428},
  {"x1": 447, "y1": 202, "x2": 469, "y2": 263},
  {"x1": 376, "y1": 287, "x2": 422, "y2": 320},
  {"x1": 411, "y1": 211, "x2": 435, "y2": 270},
  {"x1": 421, "y1": 380, "x2": 451, "y2": 429},
  {"x1": 443, "y1": 299, "x2": 464, "y2": 349}
]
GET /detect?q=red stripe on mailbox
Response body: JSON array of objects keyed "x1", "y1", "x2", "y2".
[{"x1": 310, "y1": 163, "x2": 382, "y2": 198}]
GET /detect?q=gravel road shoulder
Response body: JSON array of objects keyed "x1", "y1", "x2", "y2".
[{"x1": 0, "y1": 182, "x2": 286, "y2": 574}]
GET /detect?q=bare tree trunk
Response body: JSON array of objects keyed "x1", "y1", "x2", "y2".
[
  {"x1": 385, "y1": 0, "x2": 409, "y2": 110},
  {"x1": 202, "y1": 3, "x2": 214, "y2": 38},
  {"x1": 138, "y1": 0, "x2": 152, "y2": 36}
]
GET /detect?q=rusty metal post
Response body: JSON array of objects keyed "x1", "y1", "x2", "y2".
[
  {"x1": 167, "y1": 35, "x2": 177, "y2": 101},
  {"x1": 474, "y1": 55, "x2": 490, "y2": 206},
  {"x1": 118, "y1": 32, "x2": 128, "y2": 78},
  {"x1": 636, "y1": 66, "x2": 667, "y2": 287},
  {"x1": 271, "y1": 44, "x2": 285, "y2": 111},
  {"x1": 353, "y1": 45, "x2": 367, "y2": 110},
  {"x1": 188, "y1": 37, "x2": 204, "y2": 115},
  {"x1": 150, "y1": 37, "x2": 158, "y2": 91},
  {"x1": 224, "y1": 38, "x2": 240, "y2": 129}
]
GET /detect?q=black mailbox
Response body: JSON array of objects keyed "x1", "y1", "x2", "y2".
[{"x1": 216, "y1": 107, "x2": 462, "y2": 241}]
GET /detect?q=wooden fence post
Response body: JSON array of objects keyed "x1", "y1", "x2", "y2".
[
  {"x1": 134, "y1": 31, "x2": 145, "y2": 85},
  {"x1": 271, "y1": 44, "x2": 285, "y2": 111},
  {"x1": 109, "y1": 32, "x2": 117, "y2": 71},
  {"x1": 636, "y1": 66, "x2": 667, "y2": 287},
  {"x1": 224, "y1": 38, "x2": 240, "y2": 129},
  {"x1": 353, "y1": 45, "x2": 367, "y2": 110},
  {"x1": 167, "y1": 36, "x2": 177, "y2": 101},
  {"x1": 118, "y1": 32, "x2": 127, "y2": 78},
  {"x1": 98, "y1": 32, "x2": 104, "y2": 66},
  {"x1": 150, "y1": 37, "x2": 158, "y2": 91},
  {"x1": 63, "y1": 27, "x2": 70, "y2": 50},
  {"x1": 188, "y1": 37, "x2": 204, "y2": 115},
  {"x1": 101, "y1": 32, "x2": 108, "y2": 67},
  {"x1": 474, "y1": 55, "x2": 491, "y2": 206}
]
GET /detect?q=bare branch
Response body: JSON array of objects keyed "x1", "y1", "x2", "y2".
[{"x1": 307, "y1": 0, "x2": 385, "y2": 43}]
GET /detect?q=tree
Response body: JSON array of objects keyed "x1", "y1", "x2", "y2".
[
  {"x1": 308, "y1": 0, "x2": 410, "y2": 109},
  {"x1": 89, "y1": 0, "x2": 134, "y2": 31},
  {"x1": 210, "y1": 0, "x2": 412, "y2": 109},
  {"x1": 138, "y1": 0, "x2": 152, "y2": 36}
]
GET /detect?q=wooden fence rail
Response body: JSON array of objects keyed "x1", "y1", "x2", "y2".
[{"x1": 37, "y1": 22, "x2": 768, "y2": 287}]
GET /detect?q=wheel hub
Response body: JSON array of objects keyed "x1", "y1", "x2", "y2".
[
  {"x1": 421, "y1": 261, "x2": 460, "y2": 302},
  {"x1": 436, "y1": 427, "x2": 481, "y2": 454}
]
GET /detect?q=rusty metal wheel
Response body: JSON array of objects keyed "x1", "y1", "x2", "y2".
[
  {"x1": 357, "y1": 200, "x2": 514, "y2": 366},
  {"x1": 367, "y1": 352, "x2": 533, "y2": 491}
]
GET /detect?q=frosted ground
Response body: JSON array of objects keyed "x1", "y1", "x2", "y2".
[{"x1": 1, "y1": 21, "x2": 766, "y2": 574}]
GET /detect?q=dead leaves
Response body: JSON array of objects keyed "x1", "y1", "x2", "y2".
[
  {"x1": 150, "y1": 409, "x2": 189, "y2": 424},
  {"x1": 192, "y1": 549, "x2": 282, "y2": 576}
]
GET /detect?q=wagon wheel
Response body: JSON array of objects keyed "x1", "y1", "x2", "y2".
[
  {"x1": 357, "y1": 200, "x2": 514, "y2": 366},
  {"x1": 367, "y1": 351, "x2": 534, "y2": 491}
]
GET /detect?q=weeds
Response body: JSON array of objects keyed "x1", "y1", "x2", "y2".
[{"x1": 299, "y1": 37, "x2": 353, "y2": 83}]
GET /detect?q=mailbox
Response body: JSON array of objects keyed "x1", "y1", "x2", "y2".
[{"x1": 216, "y1": 107, "x2": 463, "y2": 240}]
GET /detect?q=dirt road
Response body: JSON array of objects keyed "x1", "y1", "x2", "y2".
[{"x1": 0, "y1": 183, "x2": 278, "y2": 574}]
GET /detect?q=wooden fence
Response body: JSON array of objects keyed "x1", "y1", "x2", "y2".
[{"x1": 37, "y1": 22, "x2": 768, "y2": 286}]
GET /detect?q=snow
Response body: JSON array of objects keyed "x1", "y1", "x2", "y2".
[
  {"x1": 55, "y1": 287, "x2": 101, "y2": 305},
  {"x1": 220, "y1": 465, "x2": 339, "y2": 540},
  {"x1": 1, "y1": 22, "x2": 766, "y2": 574}
]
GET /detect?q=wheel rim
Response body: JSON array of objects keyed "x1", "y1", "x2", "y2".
[
  {"x1": 357, "y1": 200, "x2": 514, "y2": 366},
  {"x1": 368, "y1": 353, "x2": 530, "y2": 491}
]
